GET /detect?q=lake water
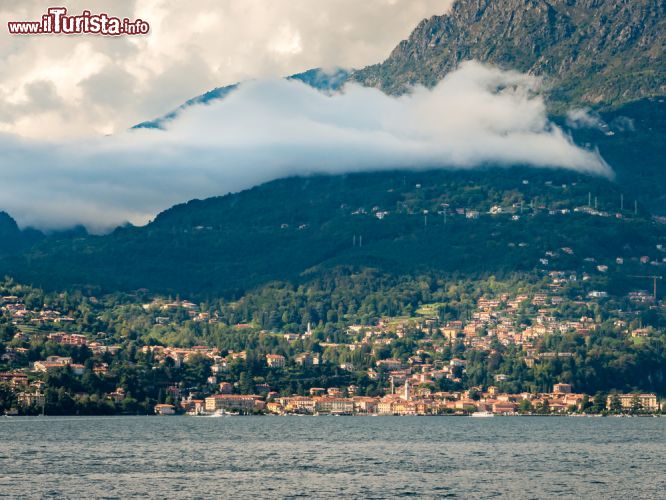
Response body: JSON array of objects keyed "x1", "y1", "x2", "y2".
[{"x1": 0, "y1": 416, "x2": 664, "y2": 498}]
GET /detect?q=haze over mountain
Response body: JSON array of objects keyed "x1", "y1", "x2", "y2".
[
  {"x1": 118, "y1": 0, "x2": 666, "y2": 224},
  {"x1": 137, "y1": 0, "x2": 665, "y2": 219},
  {"x1": 0, "y1": 62, "x2": 610, "y2": 232}
]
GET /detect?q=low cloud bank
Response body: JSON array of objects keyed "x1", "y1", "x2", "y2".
[{"x1": 0, "y1": 61, "x2": 611, "y2": 232}]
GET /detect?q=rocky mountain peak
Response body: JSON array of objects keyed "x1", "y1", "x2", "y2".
[{"x1": 352, "y1": 0, "x2": 665, "y2": 109}]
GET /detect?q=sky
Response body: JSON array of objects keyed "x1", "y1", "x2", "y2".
[
  {"x1": 0, "y1": 0, "x2": 454, "y2": 139},
  {"x1": 0, "y1": 1, "x2": 611, "y2": 232}
]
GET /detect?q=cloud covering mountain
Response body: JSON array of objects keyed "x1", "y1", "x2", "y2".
[{"x1": 0, "y1": 62, "x2": 610, "y2": 232}]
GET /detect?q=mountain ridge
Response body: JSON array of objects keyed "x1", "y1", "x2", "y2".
[
  {"x1": 0, "y1": 212, "x2": 43, "y2": 257},
  {"x1": 352, "y1": 0, "x2": 666, "y2": 110}
]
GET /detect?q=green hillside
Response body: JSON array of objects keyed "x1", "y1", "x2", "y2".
[{"x1": 2, "y1": 165, "x2": 664, "y2": 296}]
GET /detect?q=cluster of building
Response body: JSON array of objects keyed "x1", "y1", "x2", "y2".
[
  {"x1": 1, "y1": 295, "x2": 74, "y2": 325},
  {"x1": 154, "y1": 383, "x2": 662, "y2": 417},
  {"x1": 32, "y1": 355, "x2": 85, "y2": 375},
  {"x1": 347, "y1": 190, "x2": 650, "y2": 227},
  {"x1": 1, "y1": 273, "x2": 664, "y2": 417},
  {"x1": 140, "y1": 344, "x2": 220, "y2": 367},
  {"x1": 142, "y1": 299, "x2": 218, "y2": 324}
]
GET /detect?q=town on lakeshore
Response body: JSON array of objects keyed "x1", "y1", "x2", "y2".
[{"x1": 1, "y1": 250, "x2": 665, "y2": 418}]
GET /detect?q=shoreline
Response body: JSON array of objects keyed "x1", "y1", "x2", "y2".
[{"x1": 3, "y1": 412, "x2": 663, "y2": 419}]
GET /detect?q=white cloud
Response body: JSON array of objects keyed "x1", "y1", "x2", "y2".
[
  {"x1": 0, "y1": 0, "x2": 453, "y2": 139},
  {"x1": 0, "y1": 62, "x2": 611, "y2": 232},
  {"x1": 566, "y1": 108, "x2": 606, "y2": 130}
]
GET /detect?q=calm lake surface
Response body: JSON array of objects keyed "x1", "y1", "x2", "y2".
[{"x1": 0, "y1": 416, "x2": 664, "y2": 499}]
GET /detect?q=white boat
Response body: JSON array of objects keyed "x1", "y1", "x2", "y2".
[
  {"x1": 471, "y1": 411, "x2": 495, "y2": 418},
  {"x1": 206, "y1": 412, "x2": 228, "y2": 418},
  {"x1": 206, "y1": 409, "x2": 239, "y2": 417}
]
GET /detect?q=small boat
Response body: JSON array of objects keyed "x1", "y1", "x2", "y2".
[
  {"x1": 206, "y1": 412, "x2": 227, "y2": 418},
  {"x1": 205, "y1": 409, "x2": 239, "y2": 417},
  {"x1": 471, "y1": 411, "x2": 495, "y2": 418}
]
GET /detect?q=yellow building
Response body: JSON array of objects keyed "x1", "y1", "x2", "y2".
[
  {"x1": 266, "y1": 354, "x2": 286, "y2": 368},
  {"x1": 315, "y1": 397, "x2": 354, "y2": 414},
  {"x1": 606, "y1": 393, "x2": 659, "y2": 412},
  {"x1": 205, "y1": 394, "x2": 260, "y2": 412},
  {"x1": 18, "y1": 392, "x2": 45, "y2": 408}
]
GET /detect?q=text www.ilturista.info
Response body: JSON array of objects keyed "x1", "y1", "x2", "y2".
[{"x1": 8, "y1": 7, "x2": 149, "y2": 36}]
